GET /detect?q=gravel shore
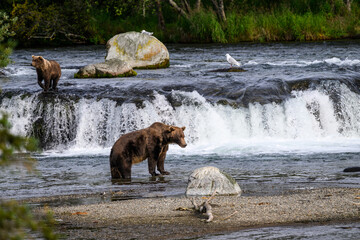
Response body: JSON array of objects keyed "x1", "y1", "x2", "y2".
[{"x1": 34, "y1": 187, "x2": 360, "y2": 239}]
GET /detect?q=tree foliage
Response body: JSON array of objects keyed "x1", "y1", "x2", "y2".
[
  {"x1": 0, "y1": 113, "x2": 58, "y2": 240},
  {"x1": 1, "y1": 0, "x2": 360, "y2": 44},
  {"x1": 0, "y1": 11, "x2": 16, "y2": 67},
  {"x1": 0, "y1": 113, "x2": 37, "y2": 167}
]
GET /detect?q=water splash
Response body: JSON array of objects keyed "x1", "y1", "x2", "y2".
[{"x1": 1, "y1": 82, "x2": 360, "y2": 155}]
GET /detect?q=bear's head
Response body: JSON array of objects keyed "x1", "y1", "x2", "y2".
[
  {"x1": 31, "y1": 55, "x2": 49, "y2": 70},
  {"x1": 167, "y1": 126, "x2": 187, "y2": 148}
]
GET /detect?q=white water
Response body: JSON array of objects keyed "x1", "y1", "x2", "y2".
[{"x1": 1, "y1": 82, "x2": 360, "y2": 157}]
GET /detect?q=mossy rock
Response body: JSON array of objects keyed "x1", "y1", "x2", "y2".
[
  {"x1": 106, "y1": 31, "x2": 170, "y2": 69},
  {"x1": 74, "y1": 59, "x2": 137, "y2": 78},
  {"x1": 134, "y1": 59, "x2": 170, "y2": 69},
  {"x1": 74, "y1": 69, "x2": 137, "y2": 78},
  {"x1": 289, "y1": 80, "x2": 311, "y2": 91}
]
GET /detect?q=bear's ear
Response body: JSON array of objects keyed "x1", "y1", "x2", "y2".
[
  {"x1": 167, "y1": 126, "x2": 175, "y2": 133},
  {"x1": 181, "y1": 126, "x2": 186, "y2": 131},
  {"x1": 39, "y1": 56, "x2": 44, "y2": 61}
]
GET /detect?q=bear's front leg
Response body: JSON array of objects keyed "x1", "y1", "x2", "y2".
[
  {"x1": 44, "y1": 77, "x2": 51, "y2": 92},
  {"x1": 157, "y1": 145, "x2": 170, "y2": 175},
  {"x1": 52, "y1": 76, "x2": 60, "y2": 91},
  {"x1": 37, "y1": 76, "x2": 45, "y2": 90}
]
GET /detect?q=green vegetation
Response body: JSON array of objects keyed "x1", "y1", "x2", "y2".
[
  {"x1": 0, "y1": 114, "x2": 59, "y2": 240},
  {"x1": 1, "y1": 0, "x2": 360, "y2": 44},
  {"x1": 1, "y1": 16, "x2": 58, "y2": 236},
  {"x1": 0, "y1": 11, "x2": 16, "y2": 67}
]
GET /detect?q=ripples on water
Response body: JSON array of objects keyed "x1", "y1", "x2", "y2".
[
  {"x1": 0, "y1": 41, "x2": 360, "y2": 200},
  {"x1": 200, "y1": 222, "x2": 360, "y2": 240}
]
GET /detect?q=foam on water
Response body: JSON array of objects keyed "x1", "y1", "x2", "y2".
[
  {"x1": 1, "y1": 82, "x2": 360, "y2": 157},
  {"x1": 2, "y1": 66, "x2": 35, "y2": 76},
  {"x1": 260, "y1": 57, "x2": 360, "y2": 67}
]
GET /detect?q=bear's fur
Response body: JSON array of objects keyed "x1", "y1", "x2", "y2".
[
  {"x1": 110, "y1": 122, "x2": 187, "y2": 179},
  {"x1": 31, "y1": 55, "x2": 61, "y2": 92}
]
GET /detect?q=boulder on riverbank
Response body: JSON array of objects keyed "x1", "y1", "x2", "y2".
[
  {"x1": 186, "y1": 166, "x2": 241, "y2": 196},
  {"x1": 74, "y1": 59, "x2": 137, "y2": 78},
  {"x1": 105, "y1": 31, "x2": 169, "y2": 69}
]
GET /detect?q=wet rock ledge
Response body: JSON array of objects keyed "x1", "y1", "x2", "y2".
[{"x1": 209, "y1": 67, "x2": 246, "y2": 72}]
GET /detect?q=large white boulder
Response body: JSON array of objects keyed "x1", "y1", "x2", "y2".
[
  {"x1": 105, "y1": 31, "x2": 169, "y2": 69},
  {"x1": 186, "y1": 166, "x2": 242, "y2": 196}
]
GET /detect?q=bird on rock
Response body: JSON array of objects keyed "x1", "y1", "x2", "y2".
[
  {"x1": 225, "y1": 53, "x2": 240, "y2": 68},
  {"x1": 141, "y1": 30, "x2": 153, "y2": 36}
]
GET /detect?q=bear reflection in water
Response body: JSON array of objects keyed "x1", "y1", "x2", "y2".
[{"x1": 110, "y1": 122, "x2": 187, "y2": 179}]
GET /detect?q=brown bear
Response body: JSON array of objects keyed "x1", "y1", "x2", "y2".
[
  {"x1": 31, "y1": 55, "x2": 61, "y2": 92},
  {"x1": 110, "y1": 122, "x2": 187, "y2": 179}
]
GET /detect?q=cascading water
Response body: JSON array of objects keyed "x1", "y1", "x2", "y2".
[{"x1": 1, "y1": 81, "x2": 360, "y2": 154}]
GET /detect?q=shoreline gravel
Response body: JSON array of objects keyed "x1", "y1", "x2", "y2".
[{"x1": 33, "y1": 187, "x2": 360, "y2": 240}]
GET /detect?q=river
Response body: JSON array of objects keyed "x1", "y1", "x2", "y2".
[{"x1": 0, "y1": 41, "x2": 360, "y2": 239}]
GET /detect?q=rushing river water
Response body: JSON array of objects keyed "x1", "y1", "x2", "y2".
[{"x1": 1, "y1": 41, "x2": 360, "y2": 238}]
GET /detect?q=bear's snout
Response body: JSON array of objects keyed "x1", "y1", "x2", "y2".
[{"x1": 179, "y1": 140, "x2": 187, "y2": 148}]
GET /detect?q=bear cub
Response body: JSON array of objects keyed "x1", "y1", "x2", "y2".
[
  {"x1": 110, "y1": 122, "x2": 187, "y2": 179},
  {"x1": 31, "y1": 55, "x2": 61, "y2": 92}
]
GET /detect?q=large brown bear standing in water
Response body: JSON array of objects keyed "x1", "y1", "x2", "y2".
[
  {"x1": 110, "y1": 122, "x2": 187, "y2": 179},
  {"x1": 31, "y1": 55, "x2": 61, "y2": 92}
]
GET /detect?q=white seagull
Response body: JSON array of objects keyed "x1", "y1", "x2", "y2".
[
  {"x1": 141, "y1": 30, "x2": 153, "y2": 36},
  {"x1": 225, "y1": 53, "x2": 240, "y2": 68}
]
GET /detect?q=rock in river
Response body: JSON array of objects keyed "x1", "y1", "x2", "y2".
[
  {"x1": 186, "y1": 166, "x2": 242, "y2": 196},
  {"x1": 74, "y1": 59, "x2": 137, "y2": 78},
  {"x1": 105, "y1": 31, "x2": 169, "y2": 69}
]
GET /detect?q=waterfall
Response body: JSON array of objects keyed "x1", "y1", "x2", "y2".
[{"x1": 1, "y1": 82, "x2": 360, "y2": 153}]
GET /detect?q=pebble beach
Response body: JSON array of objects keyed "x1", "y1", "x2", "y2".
[{"x1": 32, "y1": 187, "x2": 360, "y2": 239}]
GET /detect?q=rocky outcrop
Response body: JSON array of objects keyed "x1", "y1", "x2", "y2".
[
  {"x1": 186, "y1": 166, "x2": 242, "y2": 196},
  {"x1": 105, "y1": 31, "x2": 169, "y2": 69},
  {"x1": 209, "y1": 68, "x2": 246, "y2": 72},
  {"x1": 74, "y1": 59, "x2": 137, "y2": 78},
  {"x1": 343, "y1": 167, "x2": 360, "y2": 172}
]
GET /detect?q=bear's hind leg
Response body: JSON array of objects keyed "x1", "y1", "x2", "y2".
[
  {"x1": 111, "y1": 167, "x2": 122, "y2": 179},
  {"x1": 110, "y1": 156, "x2": 132, "y2": 179},
  {"x1": 111, "y1": 164, "x2": 131, "y2": 179}
]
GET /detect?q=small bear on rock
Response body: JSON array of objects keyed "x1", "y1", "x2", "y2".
[
  {"x1": 31, "y1": 55, "x2": 61, "y2": 92},
  {"x1": 110, "y1": 122, "x2": 187, "y2": 179}
]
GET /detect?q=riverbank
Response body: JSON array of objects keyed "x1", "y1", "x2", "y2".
[{"x1": 31, "y1": 187, "x2": 360, "y2": 240}]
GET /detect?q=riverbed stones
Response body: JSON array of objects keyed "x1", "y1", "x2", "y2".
[
  {"x1": 186, "y1": 166, "x2": 241, "y2": 196},
  {"x1": 74, "y1": 59, "x2": 137, "y2": 78},
  {"x1": 105, "y1": 31, "x2": 169, "y2": 69}
]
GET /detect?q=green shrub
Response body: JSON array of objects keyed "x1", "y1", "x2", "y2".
[
  {"x1": 0, "y1": 11, "x2": 16, "y2": 67},
  {"x1": 185, "y1": 10, "x2": 226, "y2": 43}
]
